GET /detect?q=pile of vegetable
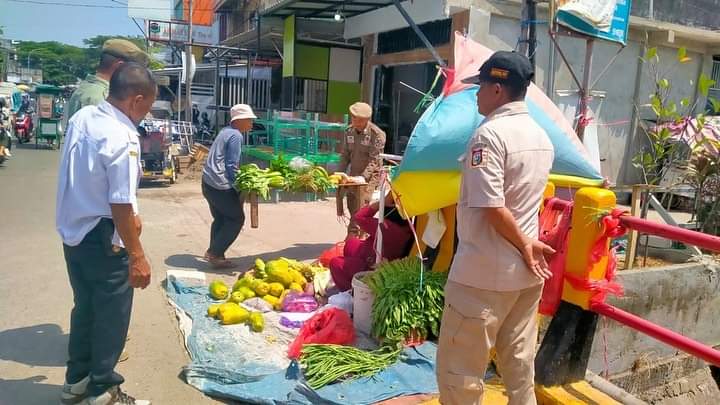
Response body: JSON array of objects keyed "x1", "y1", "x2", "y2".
[
  {"x1": 234, "y1": 164, "x2": 284, "y2": 199},
  {"x1": 207, "y1": 280, "x2": 265, "y2": 332},
  {"x1": 299, "y1": 344, "x2": 402, "y2": 389},
  {"x1": 206, "y1": 257, "x2": 325, "y2": 320},
  {"x1": 364, "y1": 257, "x2": 448, "y2": 344}
]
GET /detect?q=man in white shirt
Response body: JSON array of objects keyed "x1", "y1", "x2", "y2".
[{"x1": 56, "y1": 63, "x2": 156, "y2": 405}]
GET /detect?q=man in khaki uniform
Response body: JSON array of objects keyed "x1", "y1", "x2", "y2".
[
  {"x1": 436, "y1": 51, "x2": 555, "y2": 405},
  {"x1": 66, "y1": 39, "x2": 149, "y2": 121},
  {"x1": 337, "y1": 102, "x2": 386, "y2": 237}
]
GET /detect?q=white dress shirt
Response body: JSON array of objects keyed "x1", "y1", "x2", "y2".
[{"x1": 56, "y1": 101, "x2": 141, "y2": 247}]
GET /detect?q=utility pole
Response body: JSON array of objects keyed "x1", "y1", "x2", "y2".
[
  {"x1": 185, "y1": 0, "x2": 193, "y2": 123},
  {"x1": 520, "y1": 0, "x2": 537, "y2": 79}
]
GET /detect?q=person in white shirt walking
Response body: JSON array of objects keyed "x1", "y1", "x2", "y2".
[{"x1": 56, "y1": 63, "x2": 156, "y2": 405}]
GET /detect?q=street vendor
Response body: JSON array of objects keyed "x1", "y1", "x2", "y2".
[
  {"x1": 435, "y1": 51, "x2": 555, "y2": 405},
  {"x1": 202, "y1": 104, "x2": 257, "y2": 269},
  {"x1": 337, "y1": 102, "x2": 386, "y2": 238},
  {"x1": 329, "y1": 192, "x2": 413, "y2": 291},
  {"x1": 65, "y1": 39, "x2": 149, "y2": 121}
]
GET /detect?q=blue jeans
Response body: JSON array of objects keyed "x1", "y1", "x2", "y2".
[{"x1": 63, "y1": 218, "x2": 134, "y2": 396}]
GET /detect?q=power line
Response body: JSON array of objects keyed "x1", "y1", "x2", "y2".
[{"x1": 3, "y1": 0, "x2": 218, "y2": 11}]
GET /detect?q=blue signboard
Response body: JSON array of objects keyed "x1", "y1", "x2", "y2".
[{"x1": 556, "y1": 0, "x2": 632, "y2": 45}]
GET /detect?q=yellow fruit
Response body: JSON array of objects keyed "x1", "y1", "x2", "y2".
[
  {"x1": 253, "y1": 281, "x2": 270, "y2": 296},
  {"x1": 266, "y1": 261, "x2": 293, "y2": 287},
  {"x1": 289, "y1": 269, "x2": 307, "y2": 287},
  {"x1": 207, "y1": 304, "x2": 221, "y2": 318},
  {"x1": 233, "y1": 277, "x2": 253, "y2": 292},
  {"x1": 209, "y1": 280, "x2": 229, "y2": 300},
  {"x1": 218, "y1": 302, "x2": 240, "y2": 318},
  {"x1": 262, "y1": 295, "x2": 280, "y2": 309},
  {"x1": 238, "y1": 286, "x2": 255, "y2": 299},
  {"x1": 289, "y1": 282, "x2": 303, "y2": 293},
  {"x1": 220, "y1": 306, "x2": 250, "y2": 325},
  {"x1": 249, "y1": 312, "x2": 264, "y2": 332},
  {"x1": 268, "y1": 282, "x2": 284, "y2": 297},
  {"x1": 255, "y1": 258, "x2": 266, "y2": 271},
  {"x1": 229, "y1": 291, "x2": 245, "y2": 304}
]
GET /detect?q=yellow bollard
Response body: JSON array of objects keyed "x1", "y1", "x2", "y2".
[{"x1": 562, "y1": 187, "x2": 616, "y2": 310}]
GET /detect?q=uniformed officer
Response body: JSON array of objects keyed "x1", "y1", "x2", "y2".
[
  {"x1": 338, "y1": 102, "x2": 386, "y2": 237},
  {"x1": 436, "y1": 52, "x2": 555, "y2": 405},
  {"x1": 65, "y1": 39, "x2": 149, "y2": 121},
  {"x1": 56, "y1": 63, "x2": 156, "y2": 405}
]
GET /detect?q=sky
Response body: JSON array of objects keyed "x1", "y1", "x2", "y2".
[{"x1": 0, "y1": 0, "x2": 142, "y2": 47}]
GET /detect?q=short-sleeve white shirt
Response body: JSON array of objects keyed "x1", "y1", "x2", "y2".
[{"x1": 56, "y1": 101, "x2": 141, "y2": 247}]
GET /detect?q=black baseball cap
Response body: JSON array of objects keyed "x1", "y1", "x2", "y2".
[{"x1": 462, "y1": 51, "x2": 534, "y2": 87}]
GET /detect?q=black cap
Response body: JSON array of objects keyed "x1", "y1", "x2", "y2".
[{"x1": 462, "y1": 51, "x2": 534, "y2": 87}]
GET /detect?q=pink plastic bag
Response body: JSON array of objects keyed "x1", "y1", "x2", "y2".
[{"x1": 281, "y1": 292, "x2": 318, "y2": 313}]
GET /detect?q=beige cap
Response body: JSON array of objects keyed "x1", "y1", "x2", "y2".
[
  {"x1": 349, "y1": 102, "x2": 372, "y2": 118},
  {"x1": 102, "y1": 39, "x2": 150, "y2": 67},
  {"x1": 230, "y1": 104, "x2": 257, "y2": 121}
]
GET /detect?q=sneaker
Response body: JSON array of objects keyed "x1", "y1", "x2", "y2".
[
  {"x1": 86, "y1": 386, "x2": 150, "y2": 405},
  {"x1": 60, "y1": 376, "x2": 90, "y2": 404}
]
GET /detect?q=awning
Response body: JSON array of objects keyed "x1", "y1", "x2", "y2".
[{"x1": 262, "y1": 0, "x2": 393, "y2": 20}]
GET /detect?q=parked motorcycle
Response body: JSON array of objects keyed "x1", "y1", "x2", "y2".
[{"x1": 15, "y1": 109, "x2": 34, "y2": 144}]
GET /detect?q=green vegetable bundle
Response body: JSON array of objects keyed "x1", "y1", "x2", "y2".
[
  {"x1": 234, "y1": 164, "x2": 284, "y2": 199},
  {"x1": 287, "y1": 166, "x2": 333, "y2": 193},
  {"x1": 300, "y1": 344, "x2": 401, "y2": 389},
  {"x1": 365, "y1": 257, "x2": 448, "y2": 343}
]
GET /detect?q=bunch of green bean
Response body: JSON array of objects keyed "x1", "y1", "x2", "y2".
[
  {"x1": 299, "y1": 344, "x2": 402, "y2": 389},
  {"x1": 365, "y1": 257, "x2": 447, "y2": 343}
]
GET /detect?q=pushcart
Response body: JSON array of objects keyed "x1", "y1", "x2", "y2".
[{"x1": 34, "y1": 84, "x2": 63, "y2": 150}]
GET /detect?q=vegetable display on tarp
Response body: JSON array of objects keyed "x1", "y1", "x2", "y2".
[
  {"x1": 392, "y1": 32, "x2": 604, "y2": 217},
  {"x1": 300, "y1": 344, "x2": 402, "y2": 390},
  {"x1": 364, "y1": 257, "x2": 448, "y2": 344},
  {"x1": 205, "y1": 258, "x2": 327, "y2": 331}
]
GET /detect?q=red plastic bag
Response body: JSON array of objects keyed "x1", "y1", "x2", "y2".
[
  {"x1": 538, "y1": 199, "x2": 573, "y2": 316},
  {"x1": 319, "y1": 242, "x2": 345, "y2": 267},
  {"x1": 288, "y1": 308, "x2": 355, "y2": 359}
]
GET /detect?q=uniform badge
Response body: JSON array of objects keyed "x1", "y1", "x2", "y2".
[
  {"x1": 361, "y1": 135, "x2": 371, "y2": 146},
  {"x1": 347, "y1": 135, "x2": 355, "y2": 144},
  {"x1": 471, "y1": 145, "x2": 487, "y2": 168},
  {"x1": 129, "y1": 151, "x2": 138, "y2": 157}
]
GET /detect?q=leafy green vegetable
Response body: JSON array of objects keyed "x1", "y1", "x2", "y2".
[{"x1": 365, "y1": 257, "x2": 448, "y2": 344}]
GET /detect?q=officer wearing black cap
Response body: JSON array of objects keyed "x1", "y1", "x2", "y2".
[{"x1": 436, "y1": 51, "x2": 555, "y2": 405}]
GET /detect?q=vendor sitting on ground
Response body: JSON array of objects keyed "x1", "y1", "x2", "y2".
[{"x1": 330, "y1": 192, "x2": 413, "y2": 291}]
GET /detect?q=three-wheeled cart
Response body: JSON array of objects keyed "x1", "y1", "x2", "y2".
[{"x1": 34, "y1": 84, "x2": 63, "y2": 150}]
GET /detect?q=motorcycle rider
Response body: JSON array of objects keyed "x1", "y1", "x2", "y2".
[{"x1": 0, "y1": 97, "x2": 12, "y2": 159}]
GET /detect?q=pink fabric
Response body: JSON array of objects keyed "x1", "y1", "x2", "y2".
[{"x1": 330, "y1": 206, "x2": 413, "y2": 291}]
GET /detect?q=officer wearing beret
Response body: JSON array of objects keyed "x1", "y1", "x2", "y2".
[
  {"x1": 338, "y1": 102, "x2": 386, "y2": 238},
  {"x1": 66, "y1": 39, "x2": 150, "y2": 121},
  {"x1": 436, "y1": 51, "x2": 555, "y2": 405}
]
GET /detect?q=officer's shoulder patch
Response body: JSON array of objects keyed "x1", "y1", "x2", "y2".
[{"x1": 471, "y1": 144, "x2": 488, "y2": 168}]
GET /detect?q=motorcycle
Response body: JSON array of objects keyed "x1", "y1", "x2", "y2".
[{"x1": 15, "y1": 109, "x2": 34, "y2": 144}]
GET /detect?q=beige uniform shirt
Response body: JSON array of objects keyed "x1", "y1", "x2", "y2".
[
  {"x1": 339, "y1": 122, "x2": 386, "y2": 185},
  {"x1": 450, "y1": 101, "x2": 554, "y2": 291}
]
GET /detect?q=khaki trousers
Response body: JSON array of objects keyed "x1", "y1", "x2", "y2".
[
  {"x1": 436, "y1": 280, "x2": 543, "y2": 405},
  {"x1": 342, "y1": 185, "x2": 372, "y2": 237}
]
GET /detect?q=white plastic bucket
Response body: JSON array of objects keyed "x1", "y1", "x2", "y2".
[{"x1": 352, "y1": 271, "x2": 375, "y2": 335}]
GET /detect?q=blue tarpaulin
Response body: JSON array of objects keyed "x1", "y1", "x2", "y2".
[{"x1": 166, "y1": 277, "x2": 439, "y2": 404}]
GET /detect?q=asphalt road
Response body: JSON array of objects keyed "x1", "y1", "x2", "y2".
[{"x1": 0, "y1": 143, "x2": 345, "y2": 405}]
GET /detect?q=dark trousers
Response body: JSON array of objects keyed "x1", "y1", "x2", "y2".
[
  {"x1": 202, "y1": 181, "x2": 245, "y2": 258},
  {"x1": 63, "y1": 218, "x2": 133, "y2": 397}
]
